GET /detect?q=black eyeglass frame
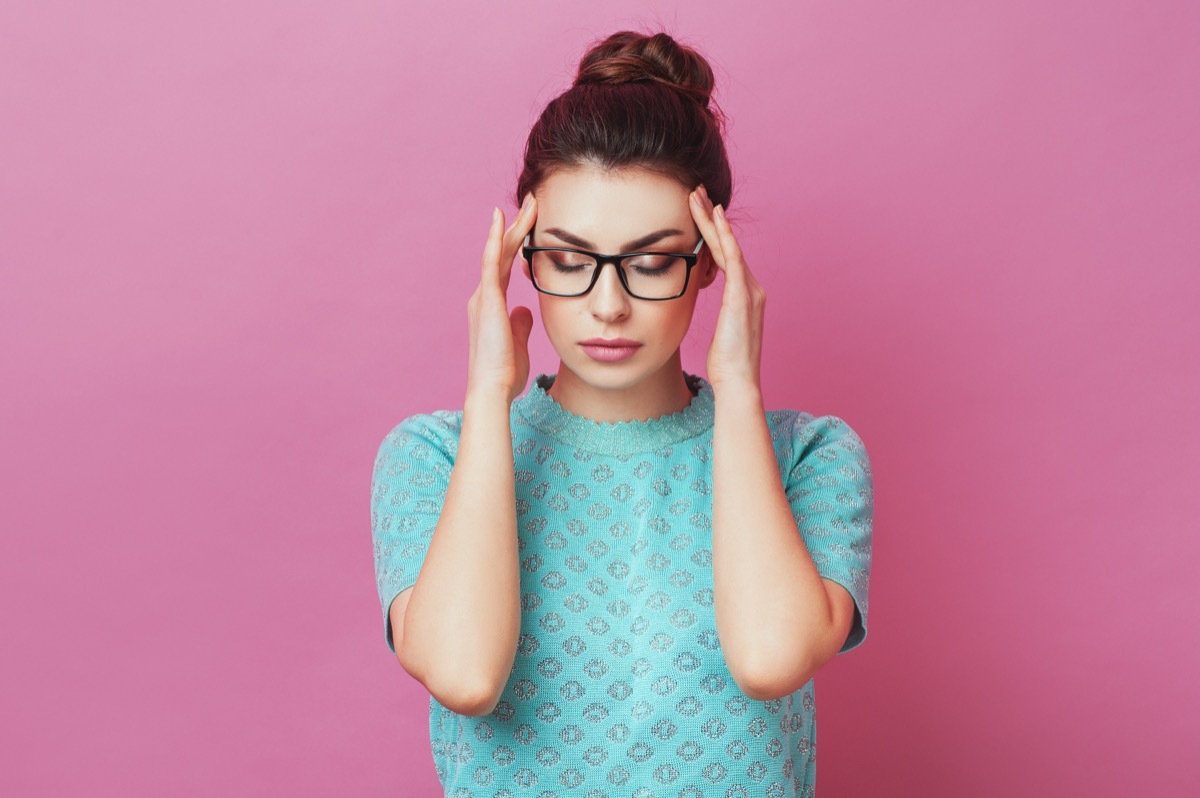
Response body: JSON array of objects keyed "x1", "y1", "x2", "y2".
[{"x1": 521, "y1": 234, "x2": 706, "y2": 301}]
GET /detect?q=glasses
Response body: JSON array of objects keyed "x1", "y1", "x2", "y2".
[{"x1": 522, "y1": 234, "x2": 705, "y2": 300}]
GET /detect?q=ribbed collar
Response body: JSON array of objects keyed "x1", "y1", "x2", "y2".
[{"x1": 513, "y1": 372, "x2": 715, "y2": 456}]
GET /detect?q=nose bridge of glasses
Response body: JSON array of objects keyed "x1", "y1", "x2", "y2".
[{"x1": 589, "y1": 256, "x2": 632, "y2": 298}]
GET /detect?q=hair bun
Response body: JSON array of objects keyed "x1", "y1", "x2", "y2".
[{"x1": 575, "y1": 31, "x2": 716, "y2": 111}]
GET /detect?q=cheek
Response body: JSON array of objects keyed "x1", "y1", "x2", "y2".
[
  {"x1": 536, "y1": 297, "x2": 571, "y2": 342},
  {"x1": 654, "y1": 304, "x2": 696, "y2": 338}
]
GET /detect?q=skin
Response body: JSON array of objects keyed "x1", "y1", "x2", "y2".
[
  {"x1": 525, "y1": 165, "x2": 718, "y2": 422},
  {"x1": 390, "y1": 165, "x2": 856, "y2": 713}
]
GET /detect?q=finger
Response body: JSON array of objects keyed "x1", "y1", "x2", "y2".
[
  {"x1": 481, "y1": 207, "x2": 504, "y2": 284},
  {"x1": 510, "y1": 305, "x2": 534, "y2": 349},
  {"x1": 500, "y1": 194, "x2": 538, "y2": 291},
  {"x1": 711, "y1": 204, "x2": 750, "y2": 288},
  {"x1": 503, "y1": 192, "x2": 535, "y2": 238},
  {"x1": 689, "y1": 188, "x2": 728, "y2": 272}
]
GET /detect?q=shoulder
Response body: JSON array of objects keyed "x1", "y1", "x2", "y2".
[
  {"x1": 765, "y1": 409, "x2": 871, "y2": 470},
  {"x1": 375, "y1": 409, "x2": 465, "y2": 466}
]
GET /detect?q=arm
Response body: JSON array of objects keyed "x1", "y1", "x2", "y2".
[
  {"x1": 688, "y1": 187, "x2": 859, "y2": 700},
  {"x1": 711, "y1": 386, "x2": 856, "y2": 700},
  {"x1": 394, "y1": 200, "x2": 539, "y2": 716},
  {"x1": 394, "y1": 390, "x2": 521, "y2": 716}
]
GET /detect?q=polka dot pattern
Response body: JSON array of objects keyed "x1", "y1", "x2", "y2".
[{"x1": 372, "y1": 373, "x2": 873, "y2": 796}]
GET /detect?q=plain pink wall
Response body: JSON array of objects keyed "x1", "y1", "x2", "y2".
[{"x1": 2, "y1": 1, "x2": 1197, "y2": 795}]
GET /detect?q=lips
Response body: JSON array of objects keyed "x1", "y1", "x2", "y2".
[
  {"x1": 580, "y1": 338, "x2": 641, "y2": 347},
  {"x1": 579, "y1": 338, "x2": 641, "y2": 363}
]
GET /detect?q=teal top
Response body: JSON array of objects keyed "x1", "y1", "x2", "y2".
[{"x1": 371, "y1": 372, "x2": 874, "y2": 797}]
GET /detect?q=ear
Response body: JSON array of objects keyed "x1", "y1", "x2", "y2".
[{"x1": 696, "y1": 251, "x2": 719, "y2": 289}]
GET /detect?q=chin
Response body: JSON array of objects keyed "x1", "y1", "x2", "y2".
[{"x1": 562, "y1": 351, "x2": 675, "y2": 392}]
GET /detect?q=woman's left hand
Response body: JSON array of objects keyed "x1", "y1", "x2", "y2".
[{"x1": 689, "y1": 185, "x2": 766, "y2": 394}]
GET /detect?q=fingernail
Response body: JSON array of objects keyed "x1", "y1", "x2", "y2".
[
  {"x1": 714, "y1": 204, "x2": 725, "y2": 219},
  {"x1": 521, "y1": 194, "x2": 533, "y2": 211},
  {"x1": 699, "y1": 184, "x2": 709, "y2": 201},
  {"x1": 492, "y1": 207, "x2": 501, "y2": 224}
]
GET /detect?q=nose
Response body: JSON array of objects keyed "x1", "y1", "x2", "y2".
[{"x1": 587, "y1": 262, "x2": 631, "y2": 322}]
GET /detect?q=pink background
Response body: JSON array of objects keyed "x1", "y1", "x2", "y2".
[{"x1": 3, "y1": 1, "x2": 1197, "y2": 795}]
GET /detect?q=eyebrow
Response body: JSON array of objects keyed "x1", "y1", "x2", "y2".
[{"x1": 538, "y1": 226, "x2": 689, "y2": 252}]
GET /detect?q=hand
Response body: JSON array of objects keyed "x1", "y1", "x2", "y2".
[
  {"x1": 466, "y1": 194, "x2": 539, "y2": 405},
  {"x1": 689, "y1": 185, "x2": 765, "y2": 393}
]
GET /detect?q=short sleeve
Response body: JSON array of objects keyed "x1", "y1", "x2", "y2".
[
  {"x1": 782, "y1": 414, "x2": 875, "y2": 654},
  {"x1": 370, "y1": 411, "x2": 461, "y2": 653}
]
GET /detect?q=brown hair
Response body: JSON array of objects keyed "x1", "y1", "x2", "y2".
[{"x1": 515, "y1": 31, "x2": 733, "y2": 211}]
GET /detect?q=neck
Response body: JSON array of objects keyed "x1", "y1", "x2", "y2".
[{"x1": 545, "y1": 352, "x2": 697, "y2": 423}]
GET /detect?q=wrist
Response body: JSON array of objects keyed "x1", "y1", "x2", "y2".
[
  {"x1": 464, "y1": 385, "x2": 515, "y2": 414},
  {"x1": 709, "y1": 377, "x2": 763, "y2": 407}
]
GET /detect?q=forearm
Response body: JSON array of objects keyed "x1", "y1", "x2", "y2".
[
  {"x1": 400, "y1": 388, "x2": 520, "y2": 714},
  {"x1": 711, "y1": 383, "x2": 839, "y2": 699}
]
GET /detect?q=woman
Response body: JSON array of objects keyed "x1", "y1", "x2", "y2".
[{"x1": 372, "y1": 30, "x2": 874, "y2": 797}]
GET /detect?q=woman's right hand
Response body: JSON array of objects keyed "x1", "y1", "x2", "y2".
[{"x1": 466, "y1": 194, "x2": 539, "y2": 405}]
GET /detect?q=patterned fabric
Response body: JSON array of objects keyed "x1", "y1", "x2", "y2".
[{"x1": 371, "y1": 372, "x2": 874, "y2": 797}]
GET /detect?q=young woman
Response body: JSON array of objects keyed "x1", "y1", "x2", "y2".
[{"x1": 372, "y1": 30, "x2": 874, "y2": 798}]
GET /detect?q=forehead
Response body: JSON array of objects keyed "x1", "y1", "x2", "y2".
[{"x1": 533, "y1": 165, "x2": 693, "y2": 247}]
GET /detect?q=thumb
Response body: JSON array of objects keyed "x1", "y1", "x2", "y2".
[{"x1": 510, "y1": 306, "x2": 534, "y2": 348}]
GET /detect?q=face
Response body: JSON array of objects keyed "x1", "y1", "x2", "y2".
[{"x1": 524, "y1": 164, "x2": 718, "y2": 395}]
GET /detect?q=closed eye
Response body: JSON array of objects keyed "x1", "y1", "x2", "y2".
[
  {"x1": 549, "y1": 254, "x2": 593, "y2": 272},
  {"x1": 626, "y1": 254, "x2": 683, "y2": 276}
]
